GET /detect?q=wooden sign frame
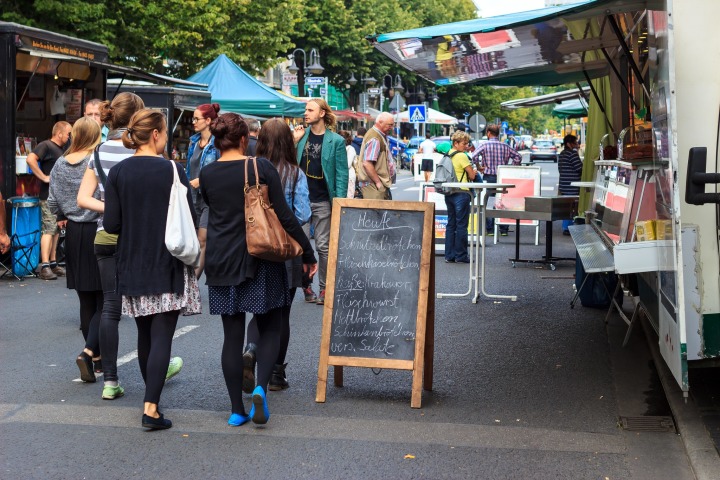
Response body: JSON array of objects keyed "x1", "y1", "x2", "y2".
[{"x1": 315, "y1": 199, "x2": 435, "y2": 408}]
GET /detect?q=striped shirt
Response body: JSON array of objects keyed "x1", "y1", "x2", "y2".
[
  {"x1": 472, "y1": 138, "x2": 522, "y2": 175},
  {"x1": 87, "y1": 131, "x2": 134, "y2": 231},
  {"x1": 362, "y1": 127, "x2": 396, "y2": 178},
  {"x1": 557, "y1": 148, "x2": 583, "y2": 195}
]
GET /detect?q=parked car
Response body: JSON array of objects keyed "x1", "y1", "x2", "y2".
[
  {"x1": 388, "y1": 136, "x2": 410, "y2": 170},
  {"x1": 518, "y1": 134, "x2": 533, "y2": 150},
  {"x1": 530, "y1": 139, "x2": 558, "y2": 162}
]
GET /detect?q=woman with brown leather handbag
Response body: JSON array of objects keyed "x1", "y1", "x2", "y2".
[{"x1": 200, "y1": 113, "x2": 317, "y2": 427}]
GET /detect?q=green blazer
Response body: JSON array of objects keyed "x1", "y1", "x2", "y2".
[{"x1": 296, "y1": 128, "x2": 348, "y2": 202}]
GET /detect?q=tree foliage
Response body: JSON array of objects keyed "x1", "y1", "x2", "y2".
[{"x1": 2, "y1": 0, "x2": 567, "y2": 130}]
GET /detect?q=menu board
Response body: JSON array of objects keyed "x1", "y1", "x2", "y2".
[{"x1": 316, "y1": 199, "x2": 435, "y2": 408}]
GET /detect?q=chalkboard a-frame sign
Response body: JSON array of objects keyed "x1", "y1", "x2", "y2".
[{"x1": 316, "y1": 199, "x2": 435, "y2": 408}]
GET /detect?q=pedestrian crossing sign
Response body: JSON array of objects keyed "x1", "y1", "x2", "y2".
[{"x1": 408, "y1": 104, "x2": 427, "y2": 123}]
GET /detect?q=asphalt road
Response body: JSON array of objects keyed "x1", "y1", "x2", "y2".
[{"x1": 0, "y1": 167, "x2": 698, "y2": 479}]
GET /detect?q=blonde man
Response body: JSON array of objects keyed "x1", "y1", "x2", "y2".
[{"x1": 292, "y1": 99, "x2": 348, "y2": 305}]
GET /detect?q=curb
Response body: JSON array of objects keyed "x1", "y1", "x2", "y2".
[{"x1": 640, "y1": 314, "x2": 720, "y2": 480}]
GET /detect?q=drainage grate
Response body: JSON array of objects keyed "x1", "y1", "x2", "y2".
[{"x1": 619, "y1": 416, "x2": 676, "y2": 432}]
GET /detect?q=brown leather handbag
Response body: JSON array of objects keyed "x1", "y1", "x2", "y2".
[{"x1": 244, "y1": 157, "x2": 303, "y2": 262}]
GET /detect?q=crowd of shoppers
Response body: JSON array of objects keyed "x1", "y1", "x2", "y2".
[{"x1": 30, "y1": 98, "x2": 413, "y2": 431}]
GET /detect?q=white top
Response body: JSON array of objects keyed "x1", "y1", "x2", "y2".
[
  {"x1": 419, "y1": 139, "x2": 437, "y2": 158},
  {"x1": 346, "y1": 145, "x2": 357, "y2": 198}
]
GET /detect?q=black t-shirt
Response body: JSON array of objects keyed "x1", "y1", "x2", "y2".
[
  {"x1": 32, "y1": 139, "x2": 64, "y2": 200},
  {"x1": 300, "y1": 131, "x2": 329, "y2": 203}
]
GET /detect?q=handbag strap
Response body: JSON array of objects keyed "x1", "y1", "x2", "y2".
[
  {"x1": 94, "y1": 144, "x2": 108, "y2": 188},
  {"x1": 291, "y1": 167, "x2": 299, "y2": 209},
  {"x1": 243, "y1": 156, "x2": 260, "y2": 191},
  {"x1": 170, "y1": 160, "x2": 179, "y2": 184}
]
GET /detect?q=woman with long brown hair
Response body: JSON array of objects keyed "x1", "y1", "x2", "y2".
[
  {"x1": 200, "y1": 113, "x2": 316, "y2": 426},
  {"x1": 243, "y1": 118, "x2": 311, "y2": 392}
]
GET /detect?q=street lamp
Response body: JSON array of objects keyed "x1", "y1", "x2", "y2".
[
  {"x1": 379, "y1": 74, "x2": 404, "y2": 156},
  {"x1": 382, "y1": 74, "x2": 405, "y2": 111},
  {"x1": 403, "y1": 83, "x2": 426, "y2": 103},
  {"x1": 348, "y1": 73, "x2": 377, "y2": 113},
  {"x1": 288, "y1": 48, "x2": 324, "y2": 98}
]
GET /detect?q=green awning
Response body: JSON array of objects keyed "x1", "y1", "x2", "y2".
[
  {"x1": 552, "y1": 98, "x2": 589, "y2": 119},
  {"x1": 370, "y1": 0, "x2": 659, "y2": 87}
]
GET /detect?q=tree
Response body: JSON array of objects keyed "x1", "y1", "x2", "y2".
[{"x1": 2, "y1": 0, "x2": 305, "y2": 78}]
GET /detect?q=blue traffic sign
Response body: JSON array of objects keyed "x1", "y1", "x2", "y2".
[
  {"x1": 408, "y1": 104, "x2": 427, "y2": 123},
  {"x1": 501, "y1": 121, "x2": 509, "y2": 129}
]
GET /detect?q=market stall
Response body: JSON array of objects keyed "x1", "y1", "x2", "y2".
[
  {"x1": 107, "y1": 83, "x2": 211, "y2": 163},
  {"x1": 186, "y1": 54, "x2": 306, "y2": 118},
  {"x1": 370, "y1": 0, "x2": 720, "y2": 395},
  {"x1": 0, "y1": 21, "x2": 206, "y2": 199}
]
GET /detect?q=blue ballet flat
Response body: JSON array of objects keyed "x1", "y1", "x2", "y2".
[
  {"x1": 250, "y1": 386, "x2": 270, "y2": 425},
  {"x1": 228, "y1": 412, "x2": 250, "y2": 426}
]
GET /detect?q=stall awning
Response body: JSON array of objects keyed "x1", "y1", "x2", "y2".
[
  {"x1": 552, "y1": 98, "x2": 589, "y2": 119},
  {"x1": 19, "y1": 48, "x2": 207, "y2": 88},
  {"x1": 397, "y1": 107, "x2": 457, "y2": 125},
  {"x1": 334, "y1": 109, "x2": 371, "y2": 120},
  {"x1": 370, "y1": 0, "x2": 659, "y2": 86},
  {"x1": 501, "y1": 86, "x2": 590, "y2": 110}
]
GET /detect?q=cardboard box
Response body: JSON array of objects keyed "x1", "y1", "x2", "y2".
[
  {"x1": 655, "y1": 219, "x2": 672, "y2": 240},
  {"x1": 635, "y1": 220, "x2": 656, "y2": 241}
]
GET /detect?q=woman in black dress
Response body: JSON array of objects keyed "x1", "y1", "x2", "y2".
[{"x1": 200, "y1": 113, "x2": 317, "y2": 426}]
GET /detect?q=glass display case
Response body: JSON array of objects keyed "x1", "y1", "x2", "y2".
[
  {"x1": 617, "y1": 122, "x2": 654, "y2": 162},
  {"x1": 588, "y1": 159, "x2": 674, "y2": 274}
]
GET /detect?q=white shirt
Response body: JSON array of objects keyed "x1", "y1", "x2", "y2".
[
  {"x1": 419, "y1": 139, "x2": 437, "y2": 158},
  {"x1": 346, "y1": 145, "x2": 357, "y2": 198}
]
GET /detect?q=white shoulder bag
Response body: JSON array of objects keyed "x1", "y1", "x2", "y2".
[{"x1": 165, "y1": 162, "x2": 200, "y2": 265}]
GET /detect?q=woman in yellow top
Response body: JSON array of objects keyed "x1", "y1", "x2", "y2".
[{"x1": 444, "y1": 131, "x2": 476, "y2": 264}]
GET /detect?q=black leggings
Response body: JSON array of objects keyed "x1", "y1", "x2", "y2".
[
  {"x1": 246, "y1": 288, "x2": 295, "y2": 366},
  {"x1": 77, "y1": 290, "x2": 103, "y2": 355},
  {"x1": 135, "y1": 310, "x2": 179, "y2": 405},
  {"x1": 222, "y1": 308, "x2": 283, "y2": 413},
  {"x1": 96, "y1": 245, "x2": 122, "y2": 382}
]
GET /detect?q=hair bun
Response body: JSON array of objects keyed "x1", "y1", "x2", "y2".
[
  {"x1": 209, "y1": 116, "x2": 227, "y2": 138},
  {"x1": 212, "y1": 103, "x2": 221, "y2": 113}
]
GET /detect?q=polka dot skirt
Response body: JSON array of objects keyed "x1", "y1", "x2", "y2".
[{"x1": 208, "y1": 260, "x2": 290, "y2": 315}]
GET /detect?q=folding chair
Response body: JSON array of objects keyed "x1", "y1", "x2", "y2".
[
  {"x1": 0, "y1": 230, "x2": 40, "y2": 280},
  {"x1": 1, "y1": 197, "x2": 41, "y2": 280}
]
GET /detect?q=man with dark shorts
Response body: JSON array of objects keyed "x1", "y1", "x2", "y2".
[
  {"x1": 418, "y1": 133, "x2": 437, "y2": 182},
  {"x1": 26, "y1": 121, "x2": 71, "y2": 280}
]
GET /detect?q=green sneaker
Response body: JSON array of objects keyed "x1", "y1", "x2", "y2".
[
  {"x1": 102, "y1": 384, "x2": 124, "y2": 400},
  {"x1": 165, "y1": 356, "x2": 183, "y2": 382}
]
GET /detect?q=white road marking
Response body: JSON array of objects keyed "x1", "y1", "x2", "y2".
[
  {"x1": 541, "y1": 171, "x2": 551, "y2": 175},
  {"x1": 541, "y1": 186, "x2": 555, "y2": 191},
  {"x1": 72, "y1": 325, "x2": 199, "y2": 382}
]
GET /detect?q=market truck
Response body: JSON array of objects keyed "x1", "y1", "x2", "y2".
[{"x1": 370, "y1": 0, "x2": 720, "y2": 393}]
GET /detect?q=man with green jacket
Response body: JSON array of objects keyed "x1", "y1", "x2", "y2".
[{"x1": 293, "y1": 99, "x2": 348, "y2": 305}]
